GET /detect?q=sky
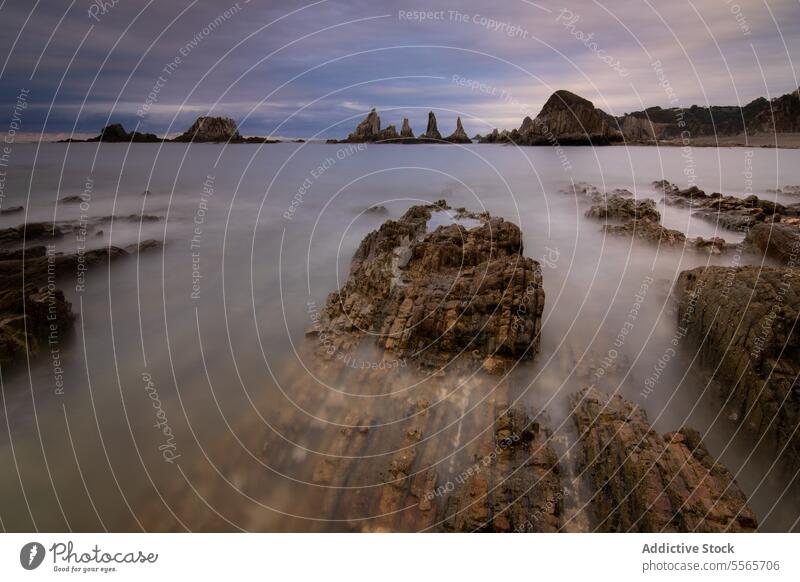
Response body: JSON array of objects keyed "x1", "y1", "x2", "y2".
[{"x1": 1, "y1": 0, "x2": 799, "y2": 139}]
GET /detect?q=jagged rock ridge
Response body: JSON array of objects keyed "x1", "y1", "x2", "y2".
[{"x1": 310, "y1": 201, "x2": 544, "y2": 371}]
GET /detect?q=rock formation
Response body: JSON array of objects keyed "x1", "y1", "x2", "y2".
[
  {"x1": 744, "y1": 222, "x2": 800, "y2": 265},
  {"x1": 572, "y1": 387, "x2": 758, "y2": 532},
  {"x1": 0, "y1": 216, "x2": 164, "y2": 368},
  {"x1": 478, "y1": 86, "x2": 800, "y2": 146},
  {"x1": 585, "y1": 195, "x2": 660, "y2": 222},
  {"x1": 575, "y1": 184, "x2": 727, "y2": 252},
  {"x1": 421, "y1": 111, "x2": 442, "y2": 141},
  {"x1": 310, "y1": 201, "x2": 544, "y2": 371},
  {"x1": 438, "y1": 407, "x2": 562, "y2": 532},
  {"x1": 341, "y1": 109, "x2": 406, "y2": 142},
  {"x1": 619, "y1": 87, "x2": 800, "y2": 140},
  {"x1": 445, "y1": 117, "x2": 471, "y2": 144},
  {"x1": 83, "y1": 123, "x2": 160, "y2": 143},
  {"x1": 345, "y1": 109, "x2": 380, "y2": 142},
  {"x1": 0, "y1": 284, "x2": 74, "y2": 367},
  {"x1": 400, "y1": 118, "x2": 414, "y2": 138},
  {"x1": 173, "y1": 116, "x2": 242, "y2": 143},
  {"x1": 524, "y1": 90, "x2": 623, "y2": 144},
  {"x1": 655, "y1": 180, "x2": 800, "y2": 232},
  {"x1": 480, "y1": 90, "x2": 623, "y2": 145},
  {"x1": 676, "y1": 266, "x2": 800, "y2": 472}
]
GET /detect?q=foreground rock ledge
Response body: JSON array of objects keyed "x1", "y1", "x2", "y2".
[
  {"x1": 310, "y1": 201, "x2": 544, "y2": 371},
  {"x1": 676, "y1": 266, "x2": 800, "y2": 472},
  {"x1": 572, "y1": 387, "x2": 757, "y2": 532}
]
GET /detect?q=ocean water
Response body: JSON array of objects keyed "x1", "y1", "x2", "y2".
[{"x1": 0, "y1": 142, "x2": 798, "y2": 532}]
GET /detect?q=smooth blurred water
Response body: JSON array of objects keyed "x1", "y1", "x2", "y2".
[{"x1": 0, "y1": 142, "x2": 797, "y2": 531}]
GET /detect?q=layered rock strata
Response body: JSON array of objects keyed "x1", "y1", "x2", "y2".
[
  {"x1": 676, "y1": 266, "x2": 800, "y2": 473},
  {"x1": 571, "y1": 387, "x2": 758, "y2": 532},
  {"x1": 310, "y1": 201, "x2": 545, "y2": 371}
]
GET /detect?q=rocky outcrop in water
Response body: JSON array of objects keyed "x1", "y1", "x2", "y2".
[
  {"x1": 655, "y1": 180, "x2": 800, "y2": 232},
  {"x1": 341, "y1": 110, "x2": 423, "y2": 143},
  {"x1": 400, "y1": 118, "x2": 414, "y2": 138},
  {"x1": 310, "y1": 201, "x2": 544, "y2": 371},
  {"x1": 572, "y1": 387, "x2": 758, "y2": 532},
  {"x1": 173, "y1": 116, "x2": 242, "y2": 143},
  {"x1": 586, "y1": 195, "x2": 660, "y2": 222},
  {"x1": 0, "y1": 222, "x2": 64, "y2": 243},
  {"x1": 0, "y1": 283, "x2": 74, "y2": 367},
  {"x1": 480, "y1": 90, "x2": 624, "y2": 145},
  {"x1": 676, "y1": 266, "x2": 800, "y2": 473},
  {"x1": 421, "y1": 111, "x2": 442, "y2": 141},
  {"x1": 80, "y1": 123, "x2": 160, "y2": 143},
  {"x1": 744, "y1": 222, "x2": 800, "y2": 265},
  {"x1": 445, "y1": 117, "x2": 471, "y2": 144},
  {"x1": 603, "y1": 219, "x2": 727, "y2": 253},
  {"x1": 525, "y1": 90, "x2": 622, "y2": 144}
]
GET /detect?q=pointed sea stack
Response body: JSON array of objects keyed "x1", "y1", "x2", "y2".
[
  {"x1": 421, "y1": 111, "x2": 442, "y2": 141},
  {"x1": 400, "y1": 118, "x2": 414, "y2": 138},
  {"x1": 445, "y1": 117, "x2": 471, "y2": 143},
  {"x1": 343, "y1": 109, "x2": 402, "y2": 142},
  {"x1": 346, "y1": 108, "x2": 381, "y2": 141}
]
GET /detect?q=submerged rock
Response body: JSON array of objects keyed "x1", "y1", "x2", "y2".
[
  {"x1": 604, "y1": 219, "x2": 686, "y2": 245},
  {"x1": 311, "y1": 201, "x2": 544, "y2": 370},
  {"x1": 586, "y1": 195, "x2": 660, "y2": 222},
  {"x1": 0, "y1": 222, "x2": 64, "y2": 243},
  {"x1": 676, "y1": 266, "x2": 800, "y2": 473},
  {"x1": 0, "y1": 205, "x2": 24, "y2": 215},
  {"x1": 571, "y1": 387, "x2": 758, "y2": 532},
  {"x1": 438, "y1": 407, "x2": 562, "y2": 532},
  {"x1": 604, "y1": 219, "x2": 727, "y2": 253},
  {"x1": 0, "y1": 284, "x2": 74, "y2": 367}
]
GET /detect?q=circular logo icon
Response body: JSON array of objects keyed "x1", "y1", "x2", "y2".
[{"x1": 20, "y1": 542, "x2": 46, "y2": 570}]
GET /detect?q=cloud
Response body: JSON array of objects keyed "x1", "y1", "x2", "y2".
[{"x1": 0, "y1": 0, "x2": 797, "y2": 138}]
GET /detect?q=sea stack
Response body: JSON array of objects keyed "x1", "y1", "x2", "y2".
[
  {"x1": 400, "y1": 118, "x2": 414, "y2": 138},
  {"x1": 174, "y1": 116, "x2": 242, "y2": 142},
  {"x1": 346, "y1": 108, "x2": 381, "y2": 141},
  {"x1": 421, "y1": 111, "x2": 442, "y2": 140},
  {"x1": 344, "y1": 109, "x2": 402, "y2": 142},
  {"x1": 445, "y1": 117, "x2": 471, "y2": 143}
]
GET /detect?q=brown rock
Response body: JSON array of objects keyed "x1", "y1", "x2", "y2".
[
  {"x1": 421, "y1": 111, "x2": 442, "y2": 141},
  {"x1": 400, "y1": 118, "x2": 414, "y2": 138},
  {"x1": 586, "y1": 195, "x2": 660, "y2": 222},
  {"x1": 0, "y1": 283, "x2": 74, "y2": 367},
  {"x1": 744, "y1": 222, "x2": 800, "y2": 265},
  {"x1": 312, "y1": 201, "x2": 544, "y2": 369},
  {"x1": 174, "y1": 116, "x2": 241, "y2": 143},
  {"x1": 437, "y1": 407, "x2": 563, "y2": 532},
  {"x1": 445, "y1": 117, "x2": 471, "y2": 144},
  {"x1": 676, "y1": 266, "x2": 800, "y2": 473},
  {"x1": 571, "y1": 387, "x2": 757, "y2": 532}
]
